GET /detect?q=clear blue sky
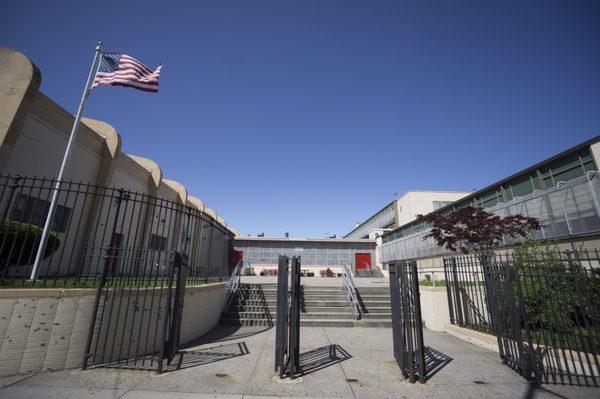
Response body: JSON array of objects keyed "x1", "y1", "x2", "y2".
[{"x1": 2, "y1": 1, "x2": 600, "y2": 237}]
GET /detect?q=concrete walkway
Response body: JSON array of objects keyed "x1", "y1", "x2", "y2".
[{"x1": 0, "y1": 325, "x2": 596, "y2": 399}]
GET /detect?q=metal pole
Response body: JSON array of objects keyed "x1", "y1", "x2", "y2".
[{"x1": 30, "y1": 42, "x2": 103, "y2": 281}]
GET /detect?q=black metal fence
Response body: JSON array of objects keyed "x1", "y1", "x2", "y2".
[
  {"x1": 0, "y1": 175, "x2": 233, "y2": 287},
  {"x1": 443, "y1": 256, "x2": 491, "y2": 333},
  {"x1": 389, "y1": 260, "x2": 426, "y2": 383},
  {"x1": 444, "y1": 250, "x2": 600, "y2": 386},
  {"x1": 274, "y1": 255, "x2": 302, "y2": 378},
  {"x1": 83, "y1": 251, "x2": 188, "y2": 372}
]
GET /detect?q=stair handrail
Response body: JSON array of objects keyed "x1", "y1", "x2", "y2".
[
  {"x1": 225, "y1": 259, "x2": 244, "y2": 309},
  {"x1": 342, "y1": 264, "x2": 360, "y2": 319}
]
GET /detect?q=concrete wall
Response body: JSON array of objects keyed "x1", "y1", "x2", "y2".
[
  {"x1": 0, "y1": 283, "x2": 226, "y2": 377},
  {"x1": 0, "y1": 46, "x2": 233, "y2": 236},
  {"x1": 419, "y1": 286, "x2": 450, "y2": 332},
  {"x1": 395, "y1": 191, "x2": 471, "y2": 227}
]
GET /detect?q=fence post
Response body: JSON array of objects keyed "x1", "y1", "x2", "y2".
[
  {"x1": 204, "y1": 222, "x2": 214, "y2": 284},
  {"x1": 274, "y1": 255, "x2": 289, "y2": 375},
  {"x1": 451, "y1": 257, "x2": 463, "y2": 325},
  {"x1": 443, "y1": 258, "x2": 455, "y2": 325},
  {"x1": 480, "y1": 254, "x2": 507, "y2": 362},
  {"x1": 389, "y1": 263, "x2": 405, "y2": 375},
  {"x1": 410, "y1": 260, "x2": 426, "y2": 383},
  {"x1": 288, "y1": 256, "x2": 301, "y2": 378},
  {"x1": 81, "y1": 251, "x2": 110, "y2": 370}
]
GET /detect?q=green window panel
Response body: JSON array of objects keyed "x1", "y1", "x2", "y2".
[
  {"x1": 532, "y1": 174, "x2": 543, "y2": 190},
  {"x1": 553, "y1": 166, "x2": 585, "y2": 182},
  {"x1": 582, "y1": 152, "x2": 595, "y2": 172},
  {"x1": 479, "y1": 189, "x2": 500, "y2": 208},
  {"x1": 509, "y1": 176, "x2": 533, "y2": 198}
]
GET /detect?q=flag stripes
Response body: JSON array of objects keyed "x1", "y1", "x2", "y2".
[{"x1": 93, "y1": 52, "x2": 161, "y2": 93}]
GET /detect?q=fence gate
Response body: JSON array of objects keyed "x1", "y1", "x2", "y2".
[
  {"x1": 445, "y1": 252, "x2": 600, "y2": 387},
  {"x1": 482, "y1": 259, "x2": 537, "y2": 381},
  {"x1": 389, "y1": 260, "x2": 426, "y2": 383},
  {"x1": 82, "y1": 251, "x2": 188, "y2": 373},
  {"x1": 274, "y1": 255, "x2": 302, "y2": 378}
]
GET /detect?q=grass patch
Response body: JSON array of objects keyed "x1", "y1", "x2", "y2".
[
  {"x1": 419, "y1": 279, "x2": 448, "y2": 287},
  {"x1": 0, "y1": 276, "x2": 224, "y2": 289}
]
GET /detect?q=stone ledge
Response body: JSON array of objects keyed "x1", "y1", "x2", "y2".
[
  {"x1": 0, "y1": 282, "x2": 226, "y2": 300},
  {"x1": 185, "y1": 282, "x2": 226, "y2": 294},
  {"x1": 418, "y1": 286, "x2": 447, "y2": 292},
  {"x1": 444, "y1": 323, "x2": 499, "y2": 353}
]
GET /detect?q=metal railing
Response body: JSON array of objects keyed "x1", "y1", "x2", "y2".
[
  {"x1": 225, "y1": 259, "x2": 244, "y2": 309},
  {"x1": 0, "y1": 175, "x2": 234, "y2": 287},
  {"x1": 341, "y1": 264, "x2": 360, "y2": 319},
  {"x1": 445, "y1": 250, "x2": 600, "y2": 386},
  {"x1": 382, "y1": 172, "x2": 600, "y2": 262}
]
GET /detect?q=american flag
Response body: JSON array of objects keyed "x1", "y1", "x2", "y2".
[{"x1": 92, "y1": 53, "x2": 162, "y2": 93}]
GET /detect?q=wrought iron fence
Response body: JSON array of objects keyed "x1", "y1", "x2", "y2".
[
  {"x1": 0, "y1": 175, "x2": 233, "y2": 287},
  {"x1": 83, "y1": 251, "x2": 188, "y2": 372},
  {"x1": 389, "y1": 260, "x2": 426, "y2": 383},
  {"x1": 443, "y1": 256, "x2": 492, "y2": 333},
  {"x1": 274, "y1": 255, "x2": 302, "y2": 378},
  {"x1": 444, "y1": 250, "x2": 600, "y2": 386}
]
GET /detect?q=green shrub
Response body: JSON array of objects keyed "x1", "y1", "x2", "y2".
[
  {"x1": 513, "y1": 240, "x2": 600, "y2": 333},
  {"x1": 0, "y1": 220, "x2": 60, "y2": 268}
]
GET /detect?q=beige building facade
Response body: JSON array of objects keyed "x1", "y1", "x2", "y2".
[{"x1": 0, "y1": 47, "x2": 238, "y2": 279}]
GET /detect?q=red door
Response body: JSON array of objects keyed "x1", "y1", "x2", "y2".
[
  {"x1": 355, "y1": 253, "x2": 372, "y2": 270},
  {"x1": 231, "y1": 250, "x2": 243, "y2": 268}
]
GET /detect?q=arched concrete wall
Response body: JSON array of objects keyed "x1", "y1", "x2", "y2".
[
  {"x1": 0, "y1": 47, "x2": 42, "y2": 171},
  {"x1": 128, "y1": 154, "x2": 162, "y2": 194},
  {"x1": 0, "y1": 46, "x2": 238, "y2": 236},
  {"x1": 188, "y1": 195, "x2": 205, "y2": 211},
  {"x1": 163, "y1": 178, "x2": 188, "y2": 204}
]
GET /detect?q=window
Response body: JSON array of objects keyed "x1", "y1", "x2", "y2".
[
  {"x1": 10, "y1": 193, "x2": 72, "y2": 233},
  {"x1": 149, "y1": 233, "x2": 168, "y2": 251},
  {"x1": 432, "y1": 201, "x2": 453, "y2": 211}
]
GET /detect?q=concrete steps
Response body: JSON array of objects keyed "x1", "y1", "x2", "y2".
[{"x1": 219, "y1": 283, "x2": 393, "y2": 328}]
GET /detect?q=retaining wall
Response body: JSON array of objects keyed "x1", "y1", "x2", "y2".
[
  {"x1": 419, "y1": 286, "x2": 450, "y2": 332},
  {"x1": 0, "y1": 283, "x2": 226, "y2": 377}
]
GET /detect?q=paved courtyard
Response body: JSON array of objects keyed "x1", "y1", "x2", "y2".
[{"x1": 0, "y1": 325, "x2": 596, "y2": 399}]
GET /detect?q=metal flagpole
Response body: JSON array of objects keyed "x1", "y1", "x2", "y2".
[{"x1": 29, "y1": 41, "x2": 104, "y2": 281}]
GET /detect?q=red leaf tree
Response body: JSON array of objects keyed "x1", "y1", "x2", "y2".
[{"x1": 417, "y1": 206, "x2": 540, "y2": 254}]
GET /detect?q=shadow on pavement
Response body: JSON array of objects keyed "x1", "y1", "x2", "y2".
[
  {"x1": 297, "y1": 344, "x2": 352, "y2": 376},
  {"x1": 193, "y1": 325, "x2": 271, "y2": 344},
  {"x1": 169, "y1": 341, "x2": 250, "y2": 371},
  {"x1": 424, "y1": 346, "x2": 453, "y2": 381},
  {"x1": 94, "y1": 341, "x2": 250, "y2": 373}
]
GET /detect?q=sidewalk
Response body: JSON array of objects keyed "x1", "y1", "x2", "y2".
[{"x1": 0, "y1": 325, "x2": 596, "y2": 398}]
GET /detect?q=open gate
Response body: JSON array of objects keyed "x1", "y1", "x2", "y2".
[
  {"x1": 274, "y1": 255, "x2": 302, "y2": 378},
  {"x1": 446, "y1": 252, "x2": 600, "y2": 387},
  {"x1": 82, "y1": 250, "x2": 188, "y2": 373},
  {"x1": 482, "y1": 258, "x2": 538, "y2": 381},
  {"x1": 389, "y1": 260, "x2": 426, "y2": 383}
]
